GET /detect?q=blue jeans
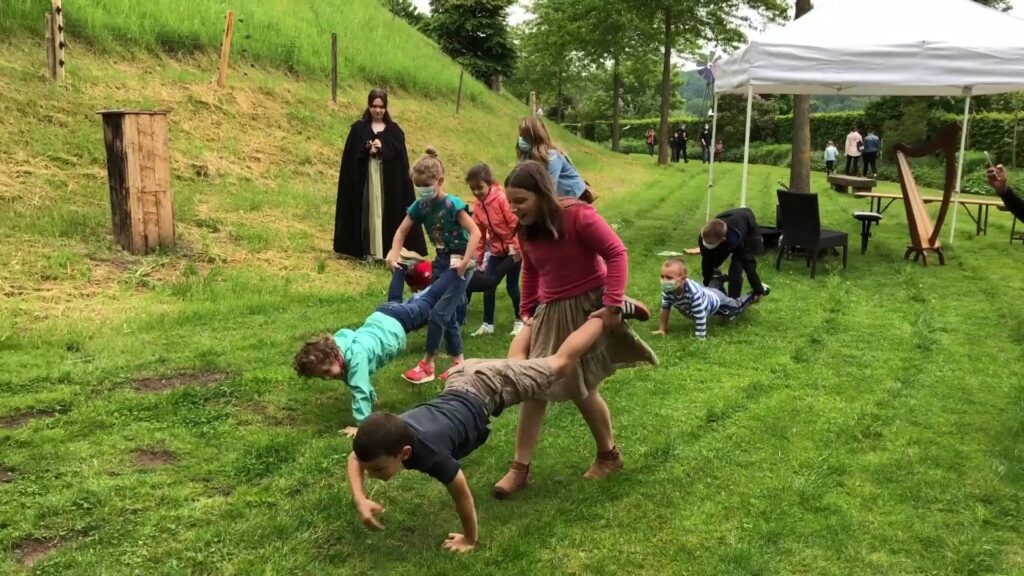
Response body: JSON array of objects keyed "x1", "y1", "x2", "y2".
[
  {"x1": 425, "y1": 254, "x2": 474, "y2": 356},
  {"x1": 706, "y1": 276, "x2": 753, "y2": 318},
  {"x1": 376, "y1": 266, "x2": 460, "y2": 333},
  {"x1": 460, "y1": 254, "x2": 521, "y2": 325}
]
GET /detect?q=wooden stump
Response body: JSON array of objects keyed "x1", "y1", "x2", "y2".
[{"x1": 98, "y1": 110, "x2": 175, "y2": 255}]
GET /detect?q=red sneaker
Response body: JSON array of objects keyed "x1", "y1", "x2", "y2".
[
  {"x1": 440, "y1": 361, "x2": 463, "y2": 381},
  {"x1": 402, "y1": 361, "x2": 435, "y2": 384}
]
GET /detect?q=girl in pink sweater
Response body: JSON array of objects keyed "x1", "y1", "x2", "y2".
[{"x1": 492, "y1": 161, "x2": 657, "y2": 500}]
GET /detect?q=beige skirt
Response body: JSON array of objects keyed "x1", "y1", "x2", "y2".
[
  {"x1": 366, "y1": 157, "x2": 384, "y2": 260},
  {"x1": 529, "y1": 288, "x2": 658, "y2": 402}
]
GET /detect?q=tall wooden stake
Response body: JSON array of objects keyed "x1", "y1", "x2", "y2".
[
  {"x1": 456, "y1": 69, "x2": 464, "y2": 115},
  {"x1": 216, "y1": 10, "x2": 235, "y2": 88},
  {"x1": 529, "y1": 91, "x2": 537, "y2": 117},
  {"x1": 45, "y1": 12, "x2": 55, "y2": 80},
  {"x1": 50, "y1": 0, "x2": 65, "y2": 82},
  {"x1": 331, "y1": 33, "x2": 338, "y2": 105}
]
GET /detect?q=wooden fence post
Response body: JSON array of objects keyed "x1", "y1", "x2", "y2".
[
  {"x1": 456, "y1": 69, "x2": 464, "y2": 115},
  {"x1": 331, "y1": 33, "x2": 338, "y2": 105},
  {"x1": 45, "y1": 12, "x2": 55, "y2": 80},
  {"x1": 49, "y1": 0, "x2": 65, "y2": 82},
  {"x1": 529, "y1": 91, "x2": 537, "y2": 117},
  {"x1": 216, "y1": 10, "x2": 235, "y2": 88}
]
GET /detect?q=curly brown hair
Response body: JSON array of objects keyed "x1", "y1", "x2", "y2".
[{"x1": 293, "y1": 334, "x2": 342, "y2": 377}]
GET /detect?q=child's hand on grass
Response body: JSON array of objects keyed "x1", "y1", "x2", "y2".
[
  {"x1": 651, "y1": 328, "x2": 667, "y2": 336},
  {"x1": 340, "y1": 426, "x2": 358, "y2": 439},
  {"x1": 355, "y1": 498, "x2": 385, "y2": 530},
  {"x1": 442, "y1": 533, "x2": 476, "y2": 553}
]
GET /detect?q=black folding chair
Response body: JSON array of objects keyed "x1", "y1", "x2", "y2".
[{"x1": 776, "y1": 190, "x2": 848, "y2": 279}]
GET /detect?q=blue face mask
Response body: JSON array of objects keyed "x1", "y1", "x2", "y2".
[
  {"x1": 517, "y1": 136, "x2": 532, "y2": 153},
  {"x1": 416, "y1": 185, "x2": 437, "y2": 201},
  {"x1": 661, "y1": 279, "x2": 679, "y2": 292}
]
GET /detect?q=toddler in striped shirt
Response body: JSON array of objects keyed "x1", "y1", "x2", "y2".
[{"x1": 653, "y1": 258, "x2": 760, "y2": 339}]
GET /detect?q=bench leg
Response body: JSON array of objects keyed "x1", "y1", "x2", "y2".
[{"x1": 860, "y1": 221, "x2": 870, "y2": 254}]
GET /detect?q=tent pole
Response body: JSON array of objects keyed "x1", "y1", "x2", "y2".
[
  {"x1": 706, "y1": 92, "x2": 720, "y2": 221},
  {"x1": 949, "y1": 89, "x2": 972, "y2": 245},
  {"x1": 740, "y1": 84, "x2": 753, "y2": 207}
]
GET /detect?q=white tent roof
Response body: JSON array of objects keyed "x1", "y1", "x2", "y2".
[{"x1": 715, "y1": 0, "x2": 1024, "y2": 96}]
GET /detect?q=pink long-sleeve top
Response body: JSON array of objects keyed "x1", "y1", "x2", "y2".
[{"x1": 519, "y1": 200, "x2": 627, "y2": 318}]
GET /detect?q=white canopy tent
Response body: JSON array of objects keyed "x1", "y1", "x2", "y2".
[{"x1": 706, "y1": 0, "x2": 1024, "y2": 243}]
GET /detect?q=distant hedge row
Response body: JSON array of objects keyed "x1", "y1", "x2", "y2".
[{"x1": 566, "y1": 111, "x2": 1023, "y2": 164}]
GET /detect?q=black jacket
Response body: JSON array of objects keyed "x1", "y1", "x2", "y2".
[
  {"x1": 334, "y1": 120, "x2": 427, "y2": 258},
  {"x1": 697, "y1": 208, "x2": 765, "y2": 294}
]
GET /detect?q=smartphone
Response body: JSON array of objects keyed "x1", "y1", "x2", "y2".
[{"x1": 984, "y1": 151, "x2": 993, "y2": 167}]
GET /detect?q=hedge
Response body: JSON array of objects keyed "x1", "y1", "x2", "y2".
[
  {"x1": 720, "y1": 143, "x2": 1009, "y2": 196},
  {"x1": 569, "y1": 110, "x2": 1023, "y2": 166}
]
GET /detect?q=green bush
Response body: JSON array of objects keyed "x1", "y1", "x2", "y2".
[
  {"x1": 728, "y1": 144, "x2": 1009, "y2": 195},
  {"x1": 572, "y1": 109, "x2": 1023, "y2": 168}
]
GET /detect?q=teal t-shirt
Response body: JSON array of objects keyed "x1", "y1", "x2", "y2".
[
  {"x1": 335, "y1": 312, "x2": 407, "y2": 424},
  {"x1": 407, "y1": 195, "x2": 470, "y2": 253}
]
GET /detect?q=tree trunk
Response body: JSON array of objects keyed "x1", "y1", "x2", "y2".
[
  {"x1": 557, "y1": 69, "x2": 564, "y2": 123},
  {"x1": 611, "y1": 56, "x2": 623, "y2": 152},
  {"x1": 657, "y1": 7, "x2": 673, "y2": 165},
  {"x1": 788, "y1": 0, "x2": 813, "y2": 192}
]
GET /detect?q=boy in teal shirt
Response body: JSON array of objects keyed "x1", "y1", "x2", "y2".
[{"x1": 293, "y1": 265, "x2": 461, "y2": 436}]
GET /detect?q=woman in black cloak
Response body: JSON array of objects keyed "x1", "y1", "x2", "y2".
[{"x1": 333, "y1": 89, "x2": 427, "y2": 260}]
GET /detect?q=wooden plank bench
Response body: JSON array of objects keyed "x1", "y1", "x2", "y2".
[{"x1": 828, "y1": 174, "x2": 877, "y2": 194}]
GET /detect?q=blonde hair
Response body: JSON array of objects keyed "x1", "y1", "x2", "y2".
[
  {"x1": 663, "y1": 258, "x2": 688, "y2": 277},
  {"x1": 517, "y1": 117, "x2": 558, "y2": 166},
  {"x1": 701, "y1": 219, "x2": 728, "y2": 245},
  {"x1": 411, "y1": 146, "x2": 445, "y2": 184}
]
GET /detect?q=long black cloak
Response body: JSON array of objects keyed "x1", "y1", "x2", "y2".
[{"x1": 333, "y1": 119, "x2": 427, "y2": 258}]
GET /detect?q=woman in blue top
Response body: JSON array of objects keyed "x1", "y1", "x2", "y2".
[{"x1": 515, "y1": 117, "x2": 586, "y2": 199}]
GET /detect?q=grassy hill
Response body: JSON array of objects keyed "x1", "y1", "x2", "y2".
[{"x1": 2, "y1": 2, "x2": 1023, "y2": 574}]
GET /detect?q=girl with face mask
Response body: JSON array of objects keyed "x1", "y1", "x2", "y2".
[
  {"x1": 387, "y1": 148, "x2": 482, "y2": 385},
  {"x1": 515, "y1": 117, "x2": 588, "y2": 200}
]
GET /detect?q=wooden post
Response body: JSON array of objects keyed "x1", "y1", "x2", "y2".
[
  {"x1": 216, "y1": 10, "x2": 235, "y2": 88},
  {"x1": 98, "y1": 110, "x2": 175, "y2": 255},
  {"x1": 331, "y1": 33, "x2": 338, "y2": 105},
  {"x1": 456, "y1": 69, "x2": 464, "y2": 115},
  {"x1": 529, "y1": 91, "x2": 537, "y2": 117},
  {"x1": 50, "y1": 0, "x2": 65, "y2": 82},
  {"x1": 45, "y1": 12, "x2": 55, "y2": 80}
]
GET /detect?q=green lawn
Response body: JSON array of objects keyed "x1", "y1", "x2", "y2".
[{"x1": 3, "y1": 156, "x2": 1023, "y2": 574}]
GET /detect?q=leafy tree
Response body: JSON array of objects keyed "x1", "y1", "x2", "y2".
[
  {"x1": 634, "y1": 0, "x2": 789, "y2": 164},
  {"x1": 428, "y1": 0, "x2": 517, "y2": 83},
  {"x1": 380, "y1": 0, "x2": 428, "y2": 30}
]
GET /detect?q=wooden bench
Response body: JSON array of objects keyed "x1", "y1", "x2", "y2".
[{"x1": 828, "y1": 174, "x2": 877, "y2": 194}]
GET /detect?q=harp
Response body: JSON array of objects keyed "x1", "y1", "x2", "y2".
[{"x1": 893, "y1": 123, "x2": 960, "y2": 266}]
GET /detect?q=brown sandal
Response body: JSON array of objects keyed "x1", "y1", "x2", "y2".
[
  {"x1": 492, "y1": 461, "x2": 530, "y2": 500},
  {"x1": 583, "y1": 446, "x2": 623, "y2": 479}
]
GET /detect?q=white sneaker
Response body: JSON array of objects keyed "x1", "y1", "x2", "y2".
[
  {"x1": 471, "y1": 323, "x2": 494, "y2": 337},
  {"x1": 510, "y1": 321, "x2": 524, "y2": 336}
]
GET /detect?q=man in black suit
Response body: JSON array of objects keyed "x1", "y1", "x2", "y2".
[{"x1": 698, "y1": 208, "x2": 769, "y2": 300}]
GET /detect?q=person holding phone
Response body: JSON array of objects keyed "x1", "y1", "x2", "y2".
[{"x1": 986, "y1": 159, "x2": 1024, "y2": 220}]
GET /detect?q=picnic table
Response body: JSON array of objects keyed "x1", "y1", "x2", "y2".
[
  {"x1": 828, "y1": 174, "x2": 877, "y2": 193},
  {"x1": 854, "y1": 191, "x2": 1005, "y2": 236},
  {"x1": 1000, "y1": 205, "x2": 1024, "y2": 245}
]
